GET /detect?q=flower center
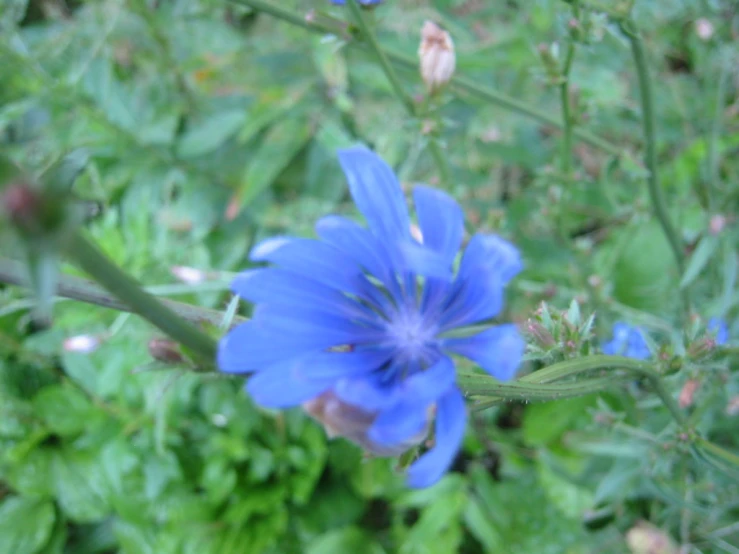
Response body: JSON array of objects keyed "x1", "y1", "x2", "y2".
[{"x1": 385, "y1": 309, "x2": 438, "y2": 363}]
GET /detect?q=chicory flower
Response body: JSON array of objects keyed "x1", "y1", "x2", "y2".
[
  {"x1": 218, "y1": 146, "x2": 524, "y2": 488},
  {"x1": 602, "y1": 322, "x2": 651, "y2": 360},
  {"x1": 707, "y1": 318, "x2": 728, "y2": 346}
]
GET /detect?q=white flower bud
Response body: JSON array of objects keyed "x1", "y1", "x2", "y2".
[
  {"x1": 170, "y1": 265, "x2": 208, "y2": 285},
  {"x1": 419, "y1": 21, "x2": 456, "y2": 92},
  {"x1": 63, "y1": 334, "x2": 102, "y2": 354}
]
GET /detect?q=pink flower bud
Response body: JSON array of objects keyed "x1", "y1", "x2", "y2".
[
  {"x1": 678, "y1": 379, "x2": 700, "y2": 408},
  {"x1": 694, "y1": 18, "x2": 714, "y2": 41},
  {"x1": 419, "y1": 21, "x2": 456, "y2": 92}
]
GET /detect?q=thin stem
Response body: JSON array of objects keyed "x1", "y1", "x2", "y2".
[
  {"x1": 62, "y1": 233, "x2": 218, "y2": 366},
  {"x1": 560, "y1": 42, "x2": 576, "y2": 178},
  {"x1": 426, "y1": 138, "x2": 452, "y2": 186},
  {"x1": 0, "y1": 257, "x2": 238, "y2": 329},
  {"x1": 345, "y1": 0, "x2": 416, "y2": 115},
  {"x1": 228, "y1": 0, "x2": 622, "y2": 156},
  {"x1": 622, "y1": 20, "x2": 685, "y2": 277}
]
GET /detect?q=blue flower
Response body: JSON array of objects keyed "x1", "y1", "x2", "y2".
[
  {"x1": 602, "y1": 322, "x2": 651, "y2": 360},
  {"x1": 218, "y1": 146, "x2": 524, "y2": 488},
  {"x1": 707, "y1": 318, "x2": 728, "y2": 346}
]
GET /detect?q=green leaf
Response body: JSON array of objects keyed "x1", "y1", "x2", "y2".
[
  {"x1": 536, "y1": 462, "x2": 594, "y2": 519},
  {"x1": 233, "y1": 116, "x2": 313, "y2": 212},
  {"x1": 52, "y1": 448, "x2": 111, "y2": 522},
  {"x1": 680, "y1": 234, "x2": 718, "y2": 289},
  {"x1": 522, "y1": 395, "x2": 596, "y2": 446},
  {"x1": 0, "y1": 496, "x2": 55, "y2": 554},
  {"x1": 32, "y1": 383, "x2": 94, "y2": 437},
  {"x1": 177, "y1": 110, "x2": 247, "y2": 158},
  {"x1": 307, "y1": 527, "x2": 386, "y2": 554}
]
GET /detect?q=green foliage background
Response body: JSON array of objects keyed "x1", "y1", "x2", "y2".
[{"x1": 1, "y1": 0, "x2": 738, "y2": 552}]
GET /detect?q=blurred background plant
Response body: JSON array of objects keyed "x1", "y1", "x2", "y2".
[{"x1": 1, "y1": 0, "x2": 738, "y2": 552}]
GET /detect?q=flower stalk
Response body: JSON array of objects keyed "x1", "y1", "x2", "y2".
[
  {"x1": 63, "y1": 232, "x2": 218, "y2": 367},
  {"x1": 621, "y1": 20, "x2": 686, "y2": 278},
  {"x1": 227, "y1": 0, "x2": 621, "y2": 156}
]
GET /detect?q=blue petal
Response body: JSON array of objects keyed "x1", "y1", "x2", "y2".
[
  {"x1": 250, "y1": 237, "x2": 367, "y2": 298},
  {"x1": 217, "y1": 321, "x2": 320, "y2": 373},
  {"x1": 334, "y1": 373, "x2": 397, "y2": 411},
  {"x1": 369, "y1": 402, "x2": 429, "y2": 446},
  {"x1": 458, "y1": 234, "x2": 523, "y2": 284},
  {"x1": 366, "y1": 357, "x2": 455, "y2": 446},
  {"x1": 708, "y1": 317, "x2": 728, "y2": 345},
  {"x1": 412, "y1": 186, "x2": 463, "y2": 265},
  {"x1": 439, "y1": 267, "x2": 504, "y2": 329},
  {"x1": 247, "y1": 350, "x2": 384, "y2": 408},
  {"x1": 443, "y1": 324, "x2": 523, "y2": 381},
  {"x1": 400, "y1": 241, "x2": 453, "y2": 281},
  {"x1": 254, "y1": 305, "x2": 385, "y2": 343},
  {"x1": 406, "y1": 386, "x2": 466, "y2": 488},
  {"x1": 231, "y1": 268, "x2": 374, "y2": 323},
  {"x1": 337, "y1": 146, "x2": 411, "y2": 245},
  {"x1": 315, "y1": 215, "x2": 394, "y2": 283},
  {"x1": 218, "y1": 308, "x2": 381, "y2": 373},
  {"x1": 401, "y1": 356, "x2": 456, "y2": 404}
]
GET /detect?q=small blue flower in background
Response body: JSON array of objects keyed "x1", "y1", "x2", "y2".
[
  {"x1": 707, "y1": 318, "x2": 728, "y2": 346},
  {"x1": 602, "y1": 322, "x2": 651, "y2": 360},
  {"x1": 218, "y1": 146, "x2": 524, "y2": 488}
]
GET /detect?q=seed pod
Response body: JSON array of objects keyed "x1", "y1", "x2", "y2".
[{"x1": 419, "y1": 21, "x2": 455, "y2": 93}]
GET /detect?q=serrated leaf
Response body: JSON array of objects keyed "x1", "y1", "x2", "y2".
[
  {"x1": 177, "y1": 110, "x2": 247, "y2": 158},
  {"x1": 0, "y1": 496, "x2": 55, "y2": 554},
  {"x1": 680, "y1": 235, "x2": 718, "y2": 289}
]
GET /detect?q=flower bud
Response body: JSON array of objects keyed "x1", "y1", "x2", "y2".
[
  {"x1": 678, "y1": 379, "x2": 700, "y2": 408},
  {"x1": 419, "y1": 21, "x2": 455, "y2": 93},
  {"x1": 148, "y1": 337, "x2": 185, "y2": 363},
  {"x1": 303, "y1": 390, "x2": 431, "y2": 456},
  {"x1": 63, "y1": 334, "x2": 103, "y2": 354},
  {"x1": 625, "y1": 521, "x2": 678, "y2": 554},
  {"x1": 170, "y1": 265, "x2": 209, "y2": 285}
]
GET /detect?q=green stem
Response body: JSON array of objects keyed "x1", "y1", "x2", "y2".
[
  {"x1": 560, "y1": 42, "x2": 576, "y2": 178},
  {"x1": 63, "y1": 233, "x2": 218, "y2": 366},
  {"x1": 622, "y1": 20, "x2": 685, "y2": 277},
  {"x1": 524, "y1": 355, "x2": 687, "y2": 426},
  {"x1": 0, "y1": 257, "x2": 238, "y2": 329},
  {"x1": 227, "y1": 0, "x2": 621, "y2": 156},
  {"x1": 345, "y1": 0, "x2": 416, "y2": 115},
  {"x1": 426, "y1": 138, "x2": 452, "y2": 186}
]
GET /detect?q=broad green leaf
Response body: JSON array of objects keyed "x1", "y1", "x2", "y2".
[
  {"x1": 0, "y1": 496, "x2": 55, "y2": 554},
  {"x1": 32, "y1": 383, "x2": 94, "y2": 437},
  {"x1": 176, "y1": 110, "x2": 247, "y2": 158},
  {"x1": 233, "y1": 116, "x2": 313, "y2": 212}
]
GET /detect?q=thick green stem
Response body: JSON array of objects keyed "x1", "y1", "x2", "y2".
[
  {"x1": 0, "y1": 257, "x2": 238, "y2": 329},
  {"x1": 426, "y1": 138, "x2": 452, "y2": 186},
  {"x1": 63, "y1": 233, "x2": 218, "y2": 366},
  {"x1": 623, "y1": 20, "x2": 685, "y2": 277},
  {"x1": 228, "y1": 0, "x2": 621, "y2": 156},
  {"x1": 524, "y1": 355, "x2": 687, "y2": 426},
  {"x1": 345, "y1": 0, "x2": 416, "y2": 115}
]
